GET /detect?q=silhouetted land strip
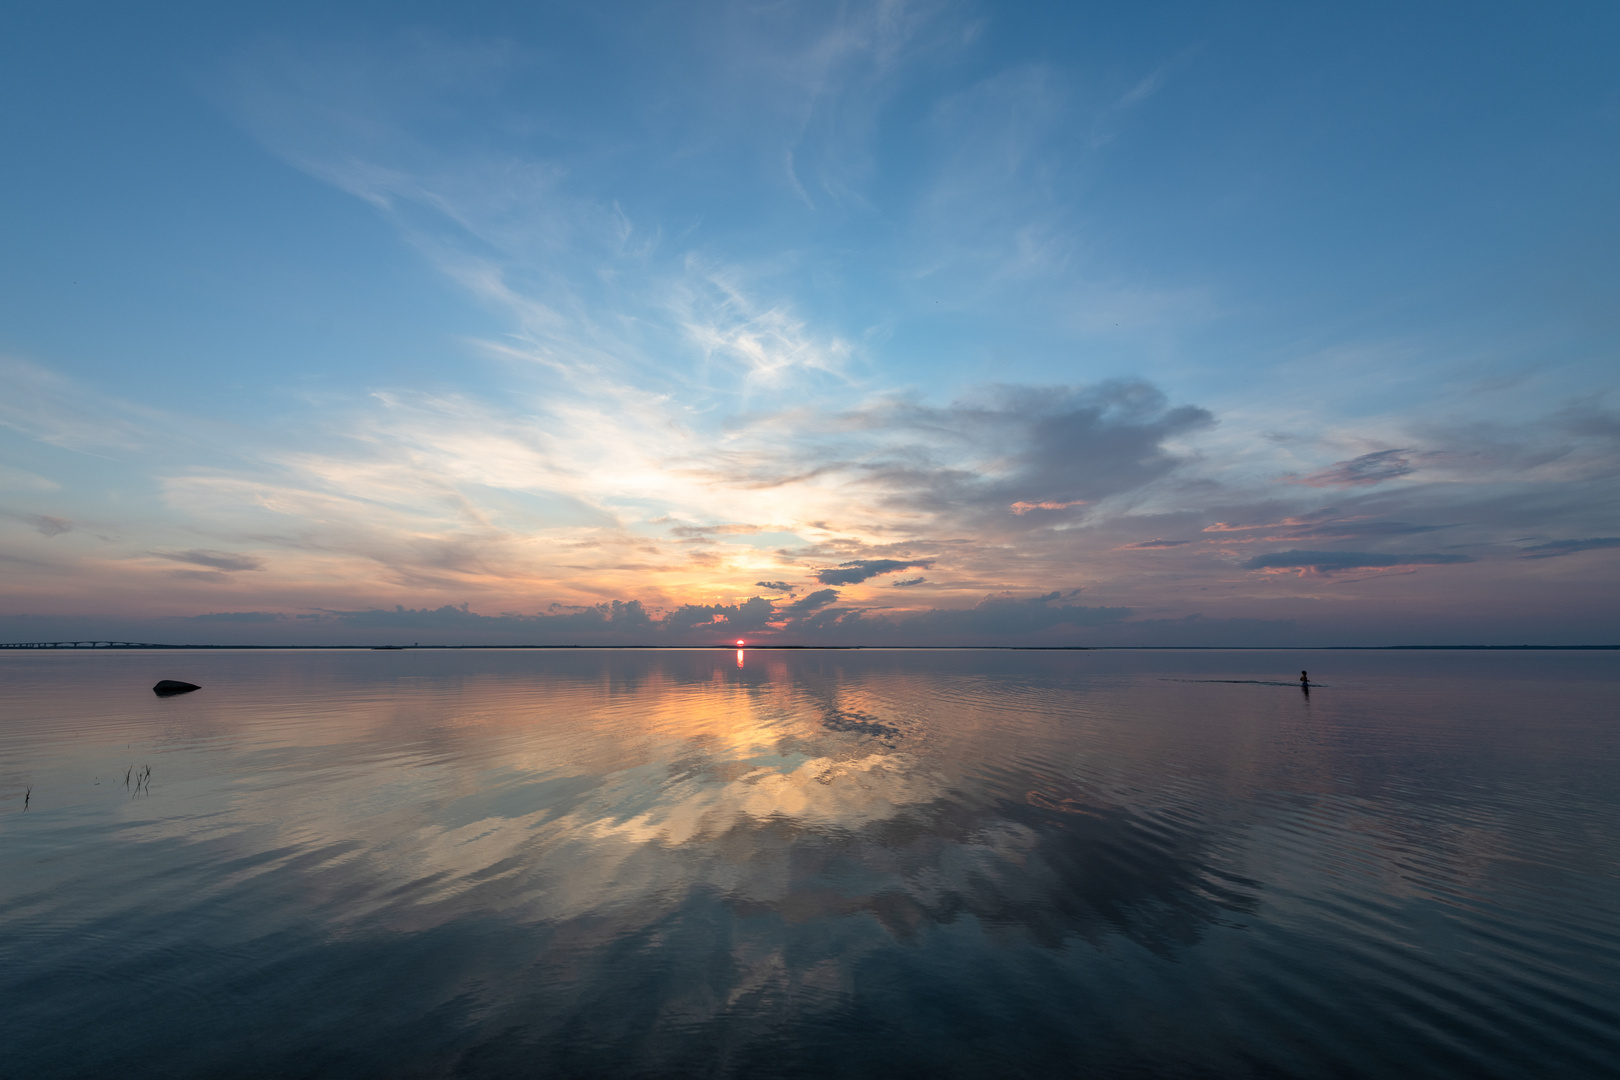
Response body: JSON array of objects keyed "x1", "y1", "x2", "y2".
[{"x1": 1, "y1": 642, "x2": 1615, "y2": 651}]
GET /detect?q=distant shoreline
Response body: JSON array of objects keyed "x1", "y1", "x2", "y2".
[{"x1": 1, "y1": 643, "x2": 1615, "y2": 652}]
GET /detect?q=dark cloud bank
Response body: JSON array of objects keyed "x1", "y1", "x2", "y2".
[
  {"x1": 1242, "y1": 550, "x2": 1474, "y2": 575},
  {"x1": 815, "y1": 559, "x2": 933, "y2": 585},
  {"x1": 715, "y1": 381, "x2": 1214, "y2": 532},
  {"x1": 258, "y1": 591, "x2": 1140, "y2": 646},
  {"x1": 0, "y1": 594, "x2": 1305, "y2": 648}
]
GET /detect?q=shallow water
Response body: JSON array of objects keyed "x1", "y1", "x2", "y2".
[{"x1": 2, "y1": 648, "x2": 1617, "y2": 1079}]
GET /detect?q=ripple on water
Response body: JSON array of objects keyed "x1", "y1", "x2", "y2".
[{"x1": 1, "y1": 647, "x2": 1617, "y2": 1078}]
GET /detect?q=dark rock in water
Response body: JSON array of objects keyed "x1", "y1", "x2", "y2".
[{"x1": 153, "y1": 680, "x2": 201, "y2": 696}]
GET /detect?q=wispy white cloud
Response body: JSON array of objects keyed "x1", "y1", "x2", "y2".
[
  {"x1": 0, "y1": 465, "x2": 60, "y2": 491},
  {"x1": 0, "y1": 357, "x2": 170, "y2": 456},
  {"x1": 3, "y1": 6, "x2": 1614, "y2": 644}
]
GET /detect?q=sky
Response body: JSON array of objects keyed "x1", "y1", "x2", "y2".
[{"x1": 2, "y1": 0, "x2": 1618, "y2": 646}]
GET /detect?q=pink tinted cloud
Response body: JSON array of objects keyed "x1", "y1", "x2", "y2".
[
  {"x1": 1291, "y1": 449, "x2": 1414, "y2": 488},
  {"x1": 1009, "y1": 500, "x2": 1087, "y2": 515},
  {"x1": 1120, "y1": 538, "x2": 1190, "y2": 549}
]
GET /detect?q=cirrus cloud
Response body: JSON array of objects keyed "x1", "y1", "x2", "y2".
[
  {"x1": 1293, "y1": 449, "x2": 1416, "y2": 488},
  {"x1": 1516, "y1": 537, "x2": 1620, "y2": 559},
  {"x1": 154, "y1": 549, "x2": 265, "y2": 572}
]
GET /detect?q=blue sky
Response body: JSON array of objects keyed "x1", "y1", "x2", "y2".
[{"x1": 2, "y1": 0, "x2": 1617, "y2": 645}]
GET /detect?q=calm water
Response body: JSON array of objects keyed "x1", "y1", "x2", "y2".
[{"x1": 1, "y1": 648, "x2": 1617, "y2": 1079}]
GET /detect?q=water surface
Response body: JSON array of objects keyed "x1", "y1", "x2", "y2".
[{"x1": 2, "y1": 648, "x2": 1617, "y2": 1078}]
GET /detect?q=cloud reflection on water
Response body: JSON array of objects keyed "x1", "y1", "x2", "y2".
[
  {"x1": 14, "y1": 649, "x2": 1613, "y2": 1078},
  {"x1": 198, "y1": 651, "x2": 1259, "y2": 971}
]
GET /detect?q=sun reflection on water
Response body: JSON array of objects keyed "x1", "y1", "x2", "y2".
[{"x1": 5, "y1": 649, "x2": 1617, "y2": 1078}]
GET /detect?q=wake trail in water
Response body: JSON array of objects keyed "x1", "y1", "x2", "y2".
[{"x1": 1162, "y1": 678, "x2": 1327, "y2": 687}]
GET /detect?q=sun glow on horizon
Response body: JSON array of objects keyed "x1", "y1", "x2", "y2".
[{"x1": 0, "y1": 4, "x2": 1614, "y2": 647}]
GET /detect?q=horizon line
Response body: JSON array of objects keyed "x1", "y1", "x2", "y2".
[{"x1": 0, "y1": 642, "x2": 1615, "y2": 652}]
